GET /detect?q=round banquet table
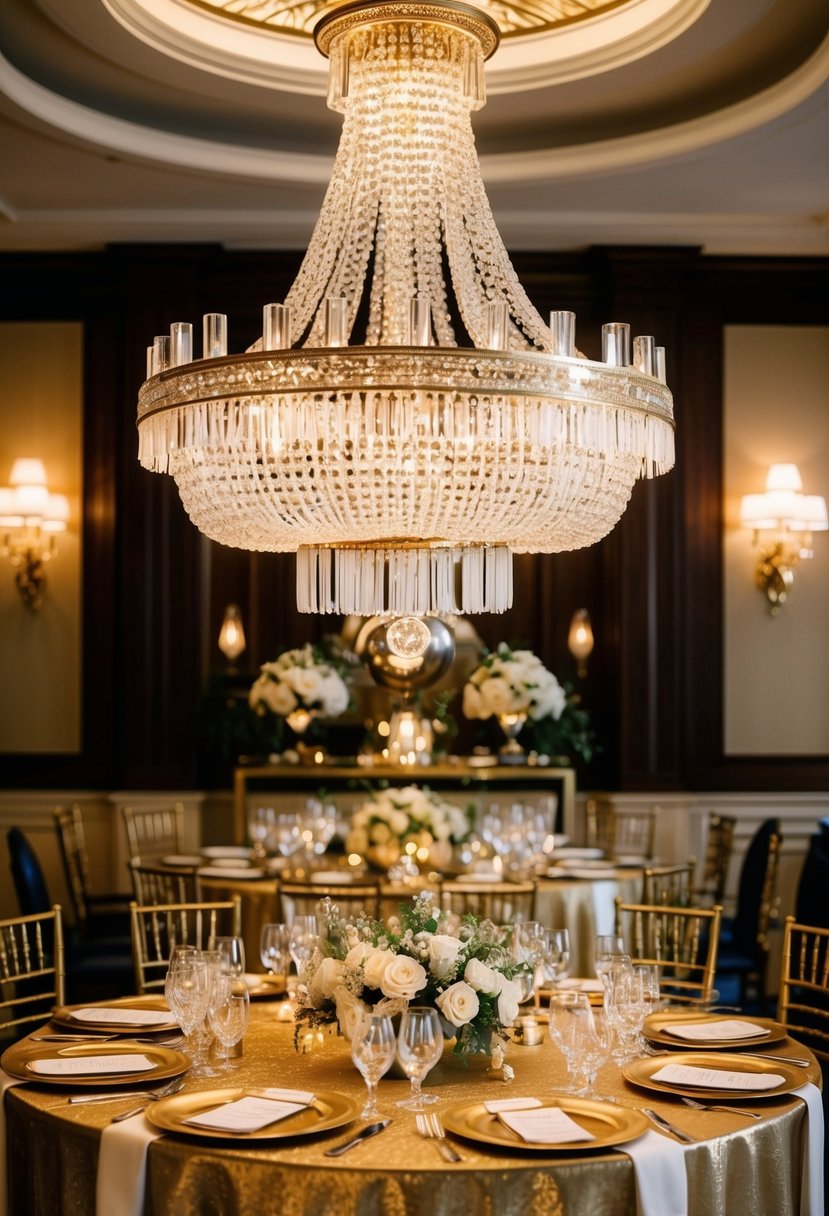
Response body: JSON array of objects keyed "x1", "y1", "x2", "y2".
[{"x1": 4, "y1": 1000, "x2": 822, "y2": 1216}]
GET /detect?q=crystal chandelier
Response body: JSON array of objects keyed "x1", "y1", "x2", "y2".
[{"x1": 137, "y1": 0, "x2": 675, "y2": 617}]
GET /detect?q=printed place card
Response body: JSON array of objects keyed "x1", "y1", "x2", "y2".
[
  {"x1": 257, "y1": 1087, "x2": 316, "y2": 1105},
  {"x1": 651, "y1": 1062, "x2": 785, "y2": 1091},
  {"x1": 27, "y1": 1053, "x2": 156, "y2": 1076},
  {"x1": 497, "y1": 1106, "x2": 596, "y2": 1144},
  {"x1": 484, "y1": 1097, "x2": 543, "y2": 1113},
  {"x1": 70, "y1": 1007, "x2": 173, "y2": 1027},
  {"x1": 666, "y1": 1019, "x2": 770, "y2": 1042},
  {"x1": 185, "y1": 1095, "x2": 308, "y2": 1133}
]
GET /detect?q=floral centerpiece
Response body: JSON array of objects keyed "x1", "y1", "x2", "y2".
[
  {"x1": 346, "y1": 785, "x2": 473, "y2": 871},
  {"x1": 463, "y1": 643, "x2": 595, "y2": 763},
  {"x1": 248, "y1": 644, "x2": 350, "y2": 745},
  {"x1": 296, "y1": 893, "x2": 523, "y2": 1060}
]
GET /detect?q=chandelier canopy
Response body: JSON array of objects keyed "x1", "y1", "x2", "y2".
[{"x1": 137, "y1": 0, "x2": 675, "y2": 616}]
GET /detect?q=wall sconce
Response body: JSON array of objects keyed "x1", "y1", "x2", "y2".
[
  {"x1": 567, "y1": 609, "x2": 594, "y2": 677},
  {"x1": 740, "y1": 463, "x2": 827, "y2": 614},
  {"x1": 217, "y1": 603, "x2": 246, "y2": 662},
  {"x1": 0, "y1": 459, "x2": 69, "y2": 611}
]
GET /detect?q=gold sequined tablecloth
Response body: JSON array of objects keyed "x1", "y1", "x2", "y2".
[{"x1": 5, "y1": 1003, "x2": 822, "y2": 1216}]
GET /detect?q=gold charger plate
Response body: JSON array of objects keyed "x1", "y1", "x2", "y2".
[
  {"x1": 245, "y1": 974, "x2": 288, "y2": 1001},
  {"x1": 644, "y1": 1011, "x2": 786, "y2": 1050},
  {"x1": 50, "y1": 996, "x2": 179, "y2": 1035},
  {"x1": 442, "y1": 1096, "x2": 648, "y2": 1152},
  {"x1": 146, "y1": 1087, "x2": 358, "y2": 1142},
  {"x1": 1, "y1": 1040, "x2": 189, "y2": 1087},
  {"x1": 623, "y1": 1051, "x2": 803, "y2": 1101}
]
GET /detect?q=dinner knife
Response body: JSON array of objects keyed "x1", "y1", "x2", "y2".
[
  {"x1": 642, "y1": 1108, "x2": 697, "y2": 1144},
  {"x1": 323, "y1": 1118, "x2": 392, "y2": 1156}
]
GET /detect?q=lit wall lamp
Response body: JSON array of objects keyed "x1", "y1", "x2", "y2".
[
  {"x1": 217, "y1": 603, "x2": 247, "y2": 663},
  {"x1": 740, "y1": 463, "x2": 828, "y2": 614},
  {"x1": 0, "y1": 459, "x2": 69, "y2": 611},
  {"x1": 567, "y1": 609, "x2": 594, "y2": 678}
]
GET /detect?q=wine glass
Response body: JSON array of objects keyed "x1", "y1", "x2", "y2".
[
  {"x1": 208, "y1": 974, "x2": 250, "y2": 1069},
  {"x1": 594, "y1": 934, "x2": 626, "y2": 984},
  {"x1": 350, "y1": 1010, "x2": 396, "y2": 1117},
  {"x1": 547, "y1": 928, "x2": 570, "y2": 983},
  {"x1": 169, "y1": 957, "x2": 212, "y2": 1075},
  {"x1": 208, "y1": 935, "x2": 246, "y2": 979},
  {"x1": 548, "y1": 990, "x2": 608, "y2": 1095},
  {"x1": 260, "y1": 923, "x2": 291, "y2": 982},
  {"x1": 395, "y1": 1006, "x2": 444, "y2": 1110},
  {"x1": 604, "y1": 965, "x2": 648, "y2": 1064},
  {"x1": 288, "y1": 916, "x2": 319, "y2": 974},
  {"x1": 248, "y1": 805, "x2": 275, "y2": 858}
]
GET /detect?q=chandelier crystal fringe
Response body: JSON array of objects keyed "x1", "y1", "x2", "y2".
[{"x1": 137, "y1": 0, "x2": 675, "y2": 617}]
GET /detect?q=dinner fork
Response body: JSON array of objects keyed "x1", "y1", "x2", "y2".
[
  {"x1": 680, "y1": 1096, "x2": 761, "y2": 1120},
  {"x1": 415, "y1": 1112, "x2": 463, "y2": 1162},
  {"x1": 110, "y1": 1076, "x2": 186, "y2": 1122},
  {"x1": 68, "y1": 1075, "x2": 186, "y2": 1105}
]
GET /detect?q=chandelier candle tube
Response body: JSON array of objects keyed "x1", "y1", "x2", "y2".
[
  {"x1": 151, "y1": 335, "x2": 170, "y2": 375},
  {"x1": 170, "y1": 322, "x2": 193, "y2": 367},
  {"x1": 146, "y1": 346, "x2": 154, "y2": 379},
  {"x1": 136, "y1": 0, "x2": 675, "y2": 618},
  {"x1": 203, "y1": 314, "x2": 228, "y2": 359},
  {"x1": 633, "y1": 335, "x2": 655, "y2": 376},
  {"x1": 549, "y1": 311, "x2": 575, "y2": 357},
  {"x1": 487, "y1": 300, "x2": 509, "y2": 350},
  {"x1": 655, "y1": 346, "x2": 667, "y2": 383},
  {"x1": 602, "y1": 323, "x2": 630, "y2": 367},
  {"x1": 263, "y1": 303, "x2": 291, "y2": 350}
]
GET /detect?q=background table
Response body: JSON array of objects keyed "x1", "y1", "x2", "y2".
[{"x1": 6, "y1": 1000, "x2": 821, "y2": 1215}]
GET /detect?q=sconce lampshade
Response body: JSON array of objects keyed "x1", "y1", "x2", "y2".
[
  {"x1": 218, "y1": 603, "x2": 247, "y2": 661},
  {"x1": 740, "y1": 464, "x2": 828, "y2": 533},
  {"x1": 568, "y1": 608, "x2": 594, "y2": 676}
]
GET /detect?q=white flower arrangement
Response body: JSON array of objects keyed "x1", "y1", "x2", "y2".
[
  {"x1": 295, "y1": 894, "x2": 525, "y2": 1057},
  {"x1": 248, "y1": 644, "x2": 349, "y2": 720},
  {"x1": 462, "y1": 643, "x2": 567, "y2": 723},
  {"x1": 345, "y1": 785, "x2": 472, "y2": 863}
]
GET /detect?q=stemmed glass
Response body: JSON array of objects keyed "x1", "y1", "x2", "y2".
[
  {"x1": 260, "y1": 923, "x2": 291, "y2": 983},
  {"x1": 548, "y1": 990, "x2": 607, "y2": 1094},
  {"x1": 395, "y1": 1006, "x2": 444, "y2": 1110},
  {"x1": 169, "y1": 957, "x2": 212, "y2": 1076},
  {"x1": 513, "y1": 921, "x2": 545, "y2": 1007},
  {"x1": 604, "y1": 964, "x2": 648, "y2": 1064},
  {"x1": 208, "y1": 935, "x2": 246, "y2": 979},
  {"x1": 350, "y1": 1010, "x2": 396, "y2": 1118},
  {"x1": 288, "y1": 916, "x2": 319, "y2": 976},
  {"x1": 208, "y1": 973, "x2": 250, "y2": 1069},
  {"x1": 547, "y1": 929, "x2": 570, "y2": 983},
  {"x1": 248, "y1": 805, "x2": 275, "y2": 859},
  {"x1": 594, "y1": 934, "x2": 626, "y2": 985}
]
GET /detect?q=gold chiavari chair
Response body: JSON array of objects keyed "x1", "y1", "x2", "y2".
[
  {"x1": 130, "y1": 898, "x2": 242, "y2": 994},
  {"x1": 53, "y1": 805, "x2": 131, "y2": 933},
  {"x1": 279, "y1": 881, "x2": 381, "y2": 924},
  {"x1": 641, "y1": 862, "x2": 695, "y2": 907},
  {"x1": 778, "y1": 916, "x2": 829, "y2": 1064},
  {"x1": 0, "y1": 906, "x2": 65, "y2": 1041},
  {"x1": 129, "y1": 858, "x2": 201, "y2": 906},
  {"x1": 586, "y1": 801, "x2": 658, "y2": 860},
  {"x1": 615, "y1": 898, "x2": 722, "y2": 1005},
  {"x1": 694, "y1": 812, "x2": 737, "y2": 907},
  {"x1": 439, "y1": 880, "x2": 535, "y2": 924},
  {"x1": 121, "y1": 804, "x2": 185, "y2": 861}
]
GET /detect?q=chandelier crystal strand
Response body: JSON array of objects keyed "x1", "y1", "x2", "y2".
[{"x1": 136, "y1": 0, "x2": 675, "y2": 618}]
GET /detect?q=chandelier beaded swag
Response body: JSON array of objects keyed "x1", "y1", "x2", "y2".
[{"x1": 137, "y1": 0, "x2": 675, "y2": 617}]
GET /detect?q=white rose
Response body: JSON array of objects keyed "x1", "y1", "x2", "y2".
[
  {"x1": 312, "y1": 957, "x2": 345, "y2": 999},
  {"x1": 334, "y1": 989, "x2": 367, "y2": 1041},
  {"x1": 389, "y1": 809, "x2": 410, "y2": 836},
  {"x1": 285, "y1": 666, "x2": 323, "y2": 702},
  {"x1": 480, "y1": 677, "x2": 520, "y2": 716},
  {"x1": 464, "y1": 958, "x2": 500, "y2": 994},
  {"x1": 494, "y1": 975, "x2": 521, "y2": 1025},
  {"x1": 319, "y1": 673, "x2": 348, "y2": 716},
  {"x1": 435, "y1": 981, "x2": 480, "y2": 1028},
  {"x1": 428, "y1": 934, "x2": 464, "y2": 979},
  {"x1": 379, "y1": 955, "x2": 428, "y2": 1001},
  {"x1": 259, "y1": 680, "x2": 298, "y2": 716},
  {"x1": 369, "y1": 822, "x2": 391, "y2": 845},
  {"x1": 462, "y1": 683, "x2": 486, "y2": 720}
]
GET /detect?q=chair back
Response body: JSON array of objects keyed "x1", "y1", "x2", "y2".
[
  {"x1": 778, "y1": 916, "x2": 829, "y2": 1064},
  {"x1": 615, "y1": 899, "x2": 722, "y2": 1005},
  {"x1": 121, "y1": 804, "x2": 184, "y2": 861},
  {"x1": 694, "y1": 813, "x2": 736, "y2": 906},
  {"x1": 130, "y1": 898, "x2": 242, "y2": 993},
  {"x1": 731, "y1": 818, "x2": 781, "y2": 960},
  {"x1": 129, "y1": 858, "x2": 201, "y2": 906},
  {"x1": 586, "y1": 802, "x2": 657, "y2": 860},
  {"x1": 795, "y1": 832, "x2": 829, "y2": 930},
  {"x1": 641, "y1": 862, "x2": 695, "y2": 907},
  {"x1": 0, "y1": 906, "x2": 65, "y2": 1039},
  {"x1": 53, "y1": 806, "x2": 92, "y2": 926},
  {"x1": 7, "y1": 827, "x2": 51, "y2": 916},
  {"x1": 279, "y1": 881, "x2": 380, "y2": 924},
  {"x1": 439, "y1": 880, "x2": 535, "y2": 924}
]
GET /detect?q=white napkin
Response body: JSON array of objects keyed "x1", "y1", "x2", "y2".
[
  {"x1": 651, "y1": 1062, "x2": 784, "y2": 1091},
  {"x1": 665, "y1": 1019, "x2": 770, "y2": 1042},
  {"x1": 620, "y1": 1129, "x2": 688, "y2": 1216},
  {"x1": 70, "y1": 1008, "x2": 173, "y2": 1027},
  {"x1": 557, "y1": 978, "x2": 604, "y2": 994},
  {"x1": 793, "y1": 1083, "x2": 824, "y2": 1216},
  {"x1": 27, "y1": 1054, "x2": 155, "y2": 1077},
  {"x1": 496, "y1": 1106, "x2": 596, "y2": 1145},
  {"x1": 96, "y1": 1114, "x2": 162, "y2": 1216},
  {"x1": 0, "y1": 1069, "x2": 25, "y2": 1216},
  {"x1": 198, "y1": 866, "x2": 265, "y2": 880}
]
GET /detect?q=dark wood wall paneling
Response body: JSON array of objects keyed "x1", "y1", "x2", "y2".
[{"x1": 0, "y1": 246, "x2": 826, "y2": 791}]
